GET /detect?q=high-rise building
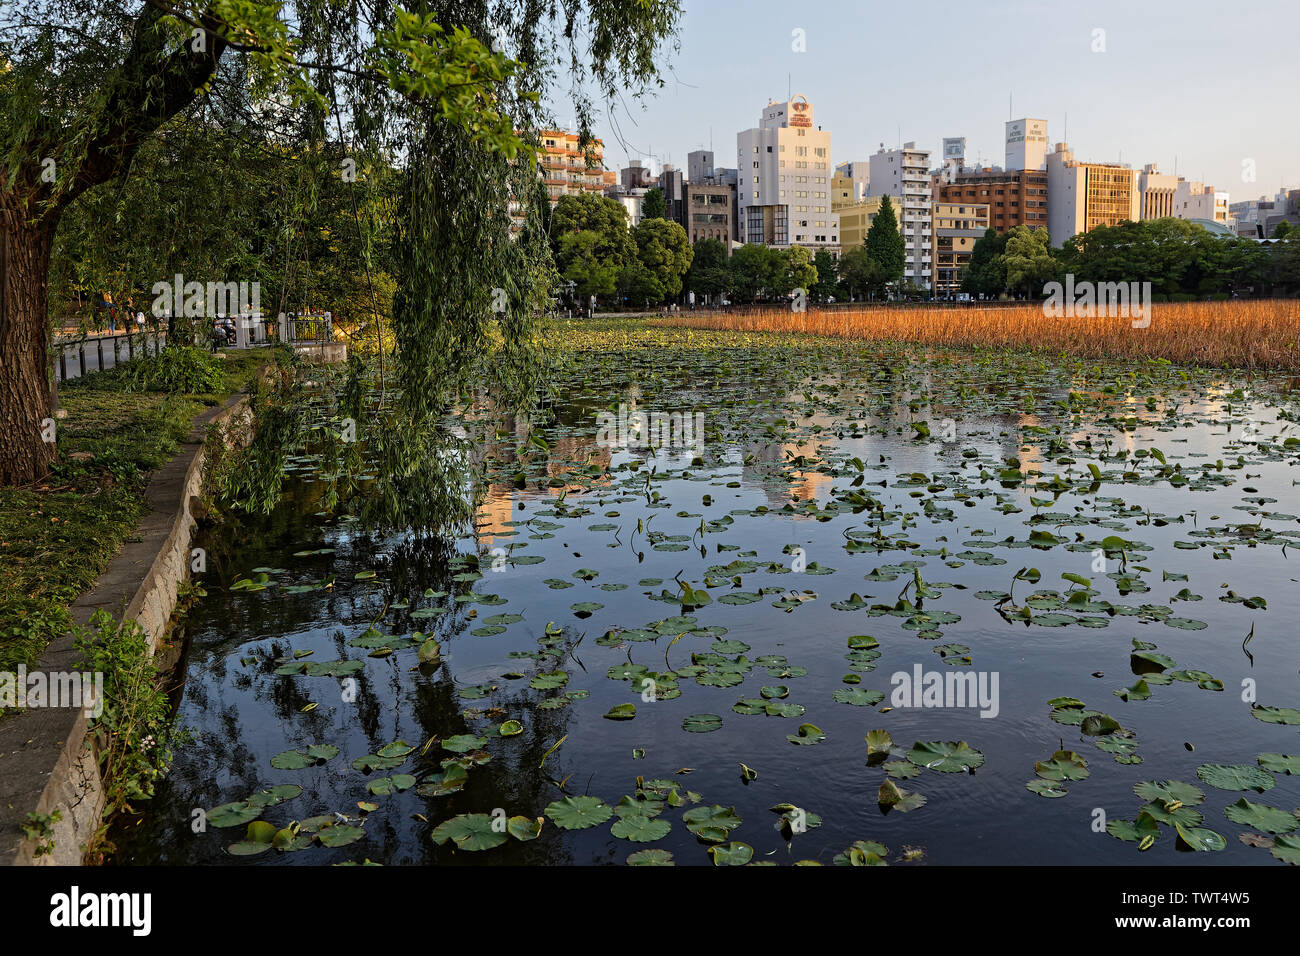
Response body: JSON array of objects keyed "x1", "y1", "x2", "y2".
[
  {"x1": 869, "y1": 142, "x2": 933, "y2": 289},
  {"x1": 1046, "y1": 143, "x2": 1140, "y2": 247},
  {"x1": 931, "y1": 201, "x2": 990, "y2": 295},
  {"x1": 1005, "y1": 118, "x2": 1049, "y2": 171},
  {"x1": 1138, "y1": 163, "x2": 1178, "y2": 220},
  {"x1": 935, "y1": 167, "x2": 1049, "y2": 235},
  {"x1": 736, "y1": 95, "x2": 839, "y2": 248}
]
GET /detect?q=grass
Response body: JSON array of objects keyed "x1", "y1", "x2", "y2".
[
  {"x1": 652, "y1": 299, "x2": 1300, "y2": 371},
  {"x1": 0, "y1": 349, "x2": 270, "y2": 675}
]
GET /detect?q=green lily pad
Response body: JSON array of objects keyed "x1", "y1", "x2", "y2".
[
  {"x1": 1196, "y1": 763, "x2": 1276, "y2": 792},
  {"x1": 907, "y1": 740, "x2": 985, "y2": 773},
  {"x1": 545, "y1": 796, "x2": 614, "y2": 830}
]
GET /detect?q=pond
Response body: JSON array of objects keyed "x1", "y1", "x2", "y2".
[{"x1": 112, "y1": 333, "x2": 1300, "y2": 865}]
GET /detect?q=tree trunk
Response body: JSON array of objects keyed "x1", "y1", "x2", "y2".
[{"x1": 0, "y1": 197, "x2": 58, "y2": 486}]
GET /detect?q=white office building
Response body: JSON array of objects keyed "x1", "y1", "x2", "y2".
[
  {"x1": 736, "y1": 95, "x2": 839, "y2": 248},
  {"x1": 868, "y1": 142, "x2": 933, "y2": 290}
]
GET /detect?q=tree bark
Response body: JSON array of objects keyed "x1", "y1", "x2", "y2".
[{"x1": 0, "y1": 196, "x2": 59, "y2": 485}]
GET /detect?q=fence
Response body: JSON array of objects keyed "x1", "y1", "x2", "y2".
[{"x1": 52, "y1": 312, "x2": 333, "y2": 382}]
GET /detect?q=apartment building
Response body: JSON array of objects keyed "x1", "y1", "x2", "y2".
[
  {"x1": 931, "y1": 201, "x2": 990, "y2": 295},
  {"x1": 1045, "y1": 142, "x2": 1140, "y2": 247},
  {"x1": 736, "y1": 95, "x2": 839, "y2": 248},
  {"x1": 935, "y1": 167, "x2": 1048, "y2": 234},
  {"x1": 868, "y1": 142, "x2": 932, "y2": 290},
  {"x1": 536, "y1": 130, "x2": 607, "y2": 204}
]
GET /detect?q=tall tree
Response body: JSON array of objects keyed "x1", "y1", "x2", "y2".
[
  {"x1": 0, "y1": 0, "x2": 683, "y2": 488},
  {"x1": 1000, "y1": 226, "x2": 1057, "y2": 298},
  {"x1": 685, "y1": 236, "x2": 729, "y2": 303},
  {"x1": 864, "y1": 195, "x2": 904, "y2": 290},
  {"x1": 727, "y1": 243, "x2": 780, "y2": 302},
  {"x1": 837, "y1": 245, "x2": 881, "y2": 300},
  {"x1": 776, "y1": 245, "x2": 817, "y2": 299},
  {"x1": 962, "y1": 227, "x2": 1008, "y2": 297},
  {"x1": 551, "y1": 193, "x2": 635, "y2": 307},
  {"x1": 811, "y1": 247, "x2": 839, "y2": 302},
  {"x1": 640, "y1": 186, "x2": 666, "y2": 221},
  {"x1": 630, "y1": 216, "x2": 691, "y2": 302}
]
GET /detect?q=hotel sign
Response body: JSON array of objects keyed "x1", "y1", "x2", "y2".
[
  {"x1": 1007, "y1": 119, "x2": 1047, "y2": 145},
  {"x1": 790, "y1": 95, "x2": 812, "y2": 128}
]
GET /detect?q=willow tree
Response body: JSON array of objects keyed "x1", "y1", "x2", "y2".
[{"x1": 0, "y1": 0, "x2": 682, "y2": 486}]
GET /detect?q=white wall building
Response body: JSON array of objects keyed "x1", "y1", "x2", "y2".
[
  {"x1": 736, "y1": 95, "x2": 839, "y2": 248},
  {"x1": 1173, "y1": 179, "x2": 1230, "y2": 224},
  {"x1": 868, "y1": 141, "x2": 932, "y2": 290},
  {"x1": 1005, "y1": 118, "x2": 1049, "y2": 171}
]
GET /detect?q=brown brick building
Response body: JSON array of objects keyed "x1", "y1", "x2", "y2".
[{"x1": 935, "y1": 168, "x2": 1048, "y2": 234}]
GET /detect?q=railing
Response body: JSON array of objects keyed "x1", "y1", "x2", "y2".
[
  {"x1": 52, "y1": 311, "x2": 332, "y2": 382},
  {"x1": 52, "y1": 327, "x2": 166, "y2": 383}
]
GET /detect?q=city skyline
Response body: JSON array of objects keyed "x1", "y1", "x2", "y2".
[{"x1": 557, "y1": 0, "x2": 1296, "y2": 198}]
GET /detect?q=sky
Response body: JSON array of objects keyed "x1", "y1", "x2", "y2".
[{"x1": 565, "y1": 0, "x2": 1298, "y2": 200}]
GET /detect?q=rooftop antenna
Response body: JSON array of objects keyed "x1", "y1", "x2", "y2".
[{"x1": 1009, "y1": 92, "x2": 1012, "y2": 119}]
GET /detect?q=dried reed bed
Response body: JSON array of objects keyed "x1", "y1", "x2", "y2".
[{"x1": 654, "y1": 300, "x2": 1300, "y2": 371}]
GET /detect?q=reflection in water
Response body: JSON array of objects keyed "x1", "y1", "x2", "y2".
[{"x1": 114, "y1": 344, "x2": 1300, "y2": 866}]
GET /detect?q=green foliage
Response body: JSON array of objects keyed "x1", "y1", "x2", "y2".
[
  {"x1": 119, "y1": 346, "x2": 225, "y2": 394},
  {"x1": 686, "y1": 237, "x2": 730, "y2": 301},
  {"x1": 630, "y1": 216, "x2": 692, "y2": 302},
  {"x1": 21, "y1": 811, "x2": 61, "y2": 857},
  {"x1": 838, "y1": 245, "x2": 883, "y2": 299},
  {"x1": 1059, "y1": 218, "x2": 1279, "y2": 298},
  {"x1": 74, "y1": 610, "x2": 187, "y2": 816},
  {"x1": 1001, "y1": 226, "x2": 1058, "y2": 297},
  {"x1": 779, "y1": 245, "x2": 818, "y2": 299},
  {"x1": 641, "y1": 186, "x2": 667, "y2": 220},
  {"x1": 811, "y1": 247, "x2": 840, "y2": 301},
  {"x1": 553, "y1": 193, "x2": 637, "y2": 306},
  {"x1": 727, "y1": 243, "x2": 782, "y2": 302},
  {"x1": 865, "y1": 196, "x2": 905, "y2": 288},
  {"x1": 963, "y1": 228, "x2": 1008, "y2": 297}
]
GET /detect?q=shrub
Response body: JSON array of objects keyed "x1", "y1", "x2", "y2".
[{"x1": 122, "y1": 345, "x2": 224, "y2": 393}]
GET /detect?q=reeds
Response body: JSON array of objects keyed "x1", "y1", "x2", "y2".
[{"x1": 655, "y1": 300, "x2": 1300, "y2": 371}]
